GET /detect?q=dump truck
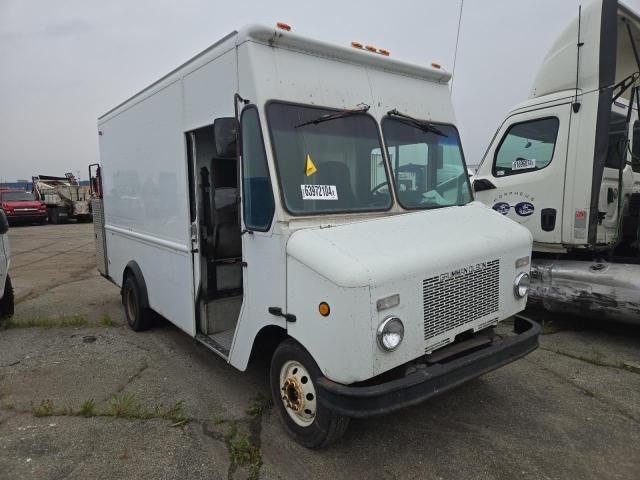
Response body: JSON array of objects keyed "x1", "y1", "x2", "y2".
[
  {"x1": 95, "y1": 23, "x2": 538, "y2": 447},
  {"x1": 32, "y1": 173, "x2": 92, "y2": 224},
  {"x1": 474, "y1": 0, "x2": 640, "y2": 324}
]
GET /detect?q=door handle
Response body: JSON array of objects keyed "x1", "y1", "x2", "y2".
[
  {"x1": 268, "y1": 306, "x2": 296, "y2": 323},
  {"x1": 473, "y1": 179, "x2": 496, "y2": 192}
]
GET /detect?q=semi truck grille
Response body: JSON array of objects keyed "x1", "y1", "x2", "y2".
[{"x1": 423, "y1": 259, "x2": 500, "y2": 346}]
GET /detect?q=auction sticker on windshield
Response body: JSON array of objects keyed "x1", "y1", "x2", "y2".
[
  {"x1": 301, "y1": 185, "x2": 338, "y2": 200},
  {"x1": 512, "y1": 158, "x2": 536, "y2": 170}
]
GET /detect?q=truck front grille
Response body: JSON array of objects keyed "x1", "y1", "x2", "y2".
[{"x1": 422, "y1": 259, "x2": 500, "y2": 348}]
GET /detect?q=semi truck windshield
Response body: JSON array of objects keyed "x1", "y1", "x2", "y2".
[
  {"x1": 382, "y1": 117, "x2": 472, "y2": 209},
  {"x1": 267, "y1": 102, "x2": 392, "y2": 215}
]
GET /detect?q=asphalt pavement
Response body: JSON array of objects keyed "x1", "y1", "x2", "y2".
[{"x1": 1, "y1": 223, "x2": 639, "y2": 480}]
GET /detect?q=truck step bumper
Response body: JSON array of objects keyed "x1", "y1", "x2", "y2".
[{"x1": 316, "y1": 315, "x2": 540, "y2": 418}]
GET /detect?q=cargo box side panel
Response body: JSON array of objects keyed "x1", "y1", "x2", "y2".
[{"x1": 98, "y1": 80, "x2": 196, "y2": 336}]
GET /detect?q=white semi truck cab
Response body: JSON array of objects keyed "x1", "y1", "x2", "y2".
[
  {"x1": 0, "y1": 209, "x2": 13, "y2": 320},
  {"x1": 474, "y1": 0, "x2": 640, "y2": 323},
  {"x1": 95, "y1": 24, "x2": 538, "y2": 447}
]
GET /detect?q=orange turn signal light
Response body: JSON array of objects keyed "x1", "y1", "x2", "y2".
[
  {"x1": 277, "y1": 22, "x2": 291, "y2": 31},
  {"x1": 365, "y1": 45, "x2": 377, "y2": 52},
  {"x1": 319, "y1": 302, "x2": 331, "y2": 317},
  {"x1": 351, "y1": 41, "x2": 364, "y2": 49},
  {"x1": 431, "y1": 62, "x2": 442, "y2": 69},
  {"x1": 378, "y1": 48, "x2": 390, "y2": 56}
]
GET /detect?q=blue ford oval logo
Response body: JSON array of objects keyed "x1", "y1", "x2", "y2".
[
  {"x1": 492, "y1": 202, "x2": 510, "y2": 215},
  {"x1": 515, "y1": 202, "x2": 535, "y2": 216}
]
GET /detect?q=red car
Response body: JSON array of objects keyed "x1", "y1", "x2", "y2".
[{"x1": 0, "y1": 189, "x2": 47, "y2": 224}]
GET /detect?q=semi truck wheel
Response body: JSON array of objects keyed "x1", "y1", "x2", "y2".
[
  {"x1": 270, "y1": 339, "x2": 349, "y2": 448},
  {"x1": 0, "y1": 275, "x2": 15, "y2": 319},
  {"x1": 122, "y1": 275, "x2": 152, "y2": 331}
]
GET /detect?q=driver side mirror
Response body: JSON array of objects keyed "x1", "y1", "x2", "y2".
[
  {"x1": 213, "y1": 117, "x2": 239, "y2": 159},
  {"x1": 0, "y1": 210, "x2": 9, "y2": 235}
]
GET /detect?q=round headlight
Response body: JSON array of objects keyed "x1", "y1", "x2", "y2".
[
  {"x1": 377, "y1": 316, "x2": 404, "y2": 351},
  {"x1": 514, "y1": 272, "x2": 530, "y2": 298}
]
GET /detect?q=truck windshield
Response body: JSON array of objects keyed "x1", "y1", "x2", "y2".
[
  {"x1": 2, "y1": 192, "x2": 34, "y2": 201},
  {"x1": 382, "y1": 117, "x2": 472, "y2": 209},
  {"x1": 267, "y1": 102, "x2": 392, "y2": 214}
]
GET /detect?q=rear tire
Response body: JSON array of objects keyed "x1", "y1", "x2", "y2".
[
  {"x1": 122, "y1": 275, "x2": 152, "y2": 331},
  {"x1": 270, "y1": 339, "x2": 349, "y2": 448},
  {"x1": 0, "y1": 275, "x2": 15, "y2": 319}
]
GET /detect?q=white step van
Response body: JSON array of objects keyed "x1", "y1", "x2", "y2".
[{"x1": 95, "y1": 24, "x2": 538, "y2": 447}]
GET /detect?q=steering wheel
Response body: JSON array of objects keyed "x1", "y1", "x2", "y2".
[{"x1": 371, "y1": 181, "x2": 389, "y2": 195}]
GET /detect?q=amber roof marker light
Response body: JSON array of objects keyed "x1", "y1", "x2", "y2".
[
  {"x1": 276, "y1": 22, "x2": 292, "y2": 31},
  {"x1": 351, "y1": 42, "x2": 390, "y2": 56}
]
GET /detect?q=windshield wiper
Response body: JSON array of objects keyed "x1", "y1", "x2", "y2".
[
  {"x1": 294, "y1": 104, "x2": 370, "y2": 128},
  {"x1": 387, "y1": 109, "x2": 448, "y2": 137}
]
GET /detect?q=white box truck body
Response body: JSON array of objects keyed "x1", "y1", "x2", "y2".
[{"x1": 96, "y1": 24, "x2": 538, "y2": 447}]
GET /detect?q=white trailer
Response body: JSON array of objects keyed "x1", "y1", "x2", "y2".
[
  {"x1": 95, "y1": 24, "x2": 537, "y2": 447},
  {"x1": 474, "y1": 0, "x2": 640, "y2": 324},
  {"x1": 0, "y1": 209, "x2": 13, "y2": 319}
]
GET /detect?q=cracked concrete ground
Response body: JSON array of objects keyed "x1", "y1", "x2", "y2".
[{"x1": 1, "y1": 223, "x2": 639, "y2": 480}]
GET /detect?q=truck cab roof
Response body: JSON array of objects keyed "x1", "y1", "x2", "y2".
[{"x1": 531, "y1": 0, "x2": 640, "y2": 101}]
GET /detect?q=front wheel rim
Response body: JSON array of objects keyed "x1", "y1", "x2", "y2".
[
  {"x1": 125, "y1": 287, "x2": 136, "y2": 323},
  {"x1": 279, "y1": 360, "x2": 317, "y2": 427}
]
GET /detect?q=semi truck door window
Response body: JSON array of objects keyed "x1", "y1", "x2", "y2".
[
  {"x1": 493, "y1": 117, "x2": 559, "y2": 177},
  {"x1": 241, "y1": 107, "x2": 275, "y2": 231}
]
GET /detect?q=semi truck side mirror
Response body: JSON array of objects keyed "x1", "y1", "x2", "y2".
[
  {"x1": 213, "y1": 117, "x2": 239, "y2": 159},
  {"x1": 0, "y1": 210, "x2": 9, "y2": 235}
]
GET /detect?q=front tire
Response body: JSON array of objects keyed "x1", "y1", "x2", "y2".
[
  {"x1": 0, "y1": 275, "x2": 15, "y2": 319},
  {"x1": 122, "y1": 275, "x2": 152, "y2": 331},
  {"x1": 270, "y1": 339, "x2": 349, "y2": 448}
]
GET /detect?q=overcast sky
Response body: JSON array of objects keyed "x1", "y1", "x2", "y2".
[{"x1": 1, "y1": 0, "x2": 639, "y2": 181}]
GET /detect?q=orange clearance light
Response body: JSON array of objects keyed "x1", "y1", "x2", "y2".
[
  {"x1": 378, "y1": 48, "x2": 390, "y2": 56},
  {"x1": 431, "y1": 62, "x2": 442, "y2": 69},
  {"x1": 351, "y1": 41, "x2": 364, "y2": 49},
  {"x1": 365, "y1": 45, "x2": 377, "y2": 52},
  {"x1": 319, "y1": 302, "x2": 331, "y2": 317},
  {"x1": 276, "y1": 22, "x2": 291, "y2": 31}
]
